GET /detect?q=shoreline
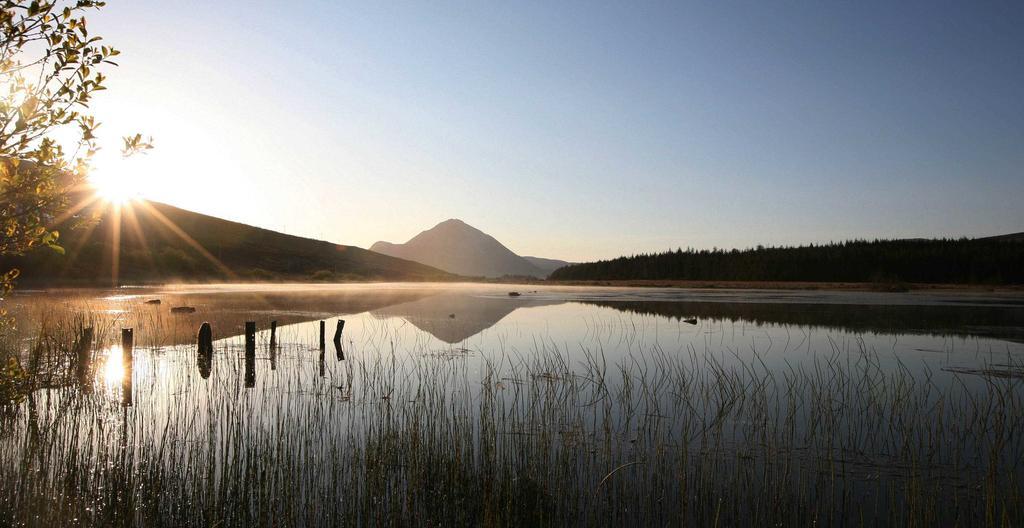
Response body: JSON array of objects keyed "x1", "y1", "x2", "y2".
[
  {"x1": 8, "y1": 277, "x2": 1023, "y2": 295},
  {"x1": 537, "y1": 279, "x2": 1024, "y2": 293}
]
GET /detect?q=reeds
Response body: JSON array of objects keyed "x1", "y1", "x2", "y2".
[{"x1": 0, "y1": 302, "x2": 1021, "y2": 526}]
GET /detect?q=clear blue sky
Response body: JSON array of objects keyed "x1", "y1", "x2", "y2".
[{"x1": 88, "y1": 1, "x2": 1024, "y2": 261}]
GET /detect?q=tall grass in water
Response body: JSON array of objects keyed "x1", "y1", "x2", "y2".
[{"x1": 0, "y1": 310, "x2": 1021, "y2": 527}]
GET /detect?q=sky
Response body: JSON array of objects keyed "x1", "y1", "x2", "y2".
[{"x1": 84, "y1": 1, "x2": 1024, "y2": 262}]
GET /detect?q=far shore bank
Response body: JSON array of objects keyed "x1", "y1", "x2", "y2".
[
  {"x1": 536, "y1": 279, "x2": 1024, "y2": 293},
  {"x1": 8, "y1": 277, "x2": 1023, "y2": 295}
]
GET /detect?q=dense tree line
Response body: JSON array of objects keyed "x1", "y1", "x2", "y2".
[{"x1": 549, "y1": 238, "x2": 1024, "y2": 284}]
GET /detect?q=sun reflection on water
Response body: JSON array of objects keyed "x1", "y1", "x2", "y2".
[
  {"x1": 95, "y1": 343, "x2": 147, "y2": 404},
  {"x1": 100, "y1": 345, "x2": 127, "y2": 389},
  {"x1": 93, "y1": 343, "x2": 132, "y2": 392}
]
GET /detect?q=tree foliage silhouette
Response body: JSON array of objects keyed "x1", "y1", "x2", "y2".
[{"x1": 0, "y1": 0, "x2": 151, "y2": 295}]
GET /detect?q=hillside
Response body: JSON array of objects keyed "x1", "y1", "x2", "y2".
[
  {"x1": 549, "y1": 237, "x2": 1024, "y2": 284},
  {"x1": 980, "y1": 232, "x2": 1024, "y2": 243},
  {"x1": 523, "y1": 256, "x2": 572, "y2": 276},
  {"x1": 371, "y1": 219, "x2": 565, "y2": 278},
  {"x1": 3, "y1": 200, "x2": 456, "y2": 285}
]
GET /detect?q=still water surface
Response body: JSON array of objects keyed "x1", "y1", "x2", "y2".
[
  {"x1": 3, "y1": 283, "x2": 1023, "y2": 525},
  {"x1": 11, "y1": 283, "x2": 1023, "y2": 387}
]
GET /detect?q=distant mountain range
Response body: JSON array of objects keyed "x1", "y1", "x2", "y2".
[
  {"x1": 370, "y1": 219, "x2": 570, "y2": 278},
  {"x1": 4, "y1": 199, "x2": 455, "y2": 285}
]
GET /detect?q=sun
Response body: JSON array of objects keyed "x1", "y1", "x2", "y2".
[{"x1": 90, "y1": 164, "x2": 140, "y2": 204}]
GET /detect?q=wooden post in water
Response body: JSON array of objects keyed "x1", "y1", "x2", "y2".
[
  {"x1": 244, "y1": 322, "x2": 256, "y2": 388},
  {"x1": 121, "y1": 328, "x2": 133, "y2": 353},
  {"x1": 333, "y1": 319, "x2": 345, "y2": 345},
  {"x1": 198, "y1": 322, "x2": 213, "y2": 354},
  {"x1": 245, "y1": 322, "x2": 256, "y2": 356},
  {"x1": 121, "y1": 328, "x2": 133, "y2": 407},
  {"x1": 76, "y1": 327, "x2": 95, "y2": 356},
  {"x1": 270, "y1": 320, "x2": 278, "y2": 370},
  {"x1": 197, "y1": 322, "x2": 213, "y2": 379},
  {"x1": 74, "y1": 327, "x2": 94, "y2": 387},
  {"x1": 334, "y1": 319, "x2": 345, "y2": 361},
  {"x1": 334, "y1": 338, "x2": 345, "y2": 361},
  {"x1": 319, "y1": 320, "x2": 326, "y2": 350},
  {"x1": 244, "y1": 354, "x2": 256, "y2": 388}
]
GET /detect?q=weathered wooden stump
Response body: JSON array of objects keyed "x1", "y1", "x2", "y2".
[
  {"x1": 121, "y1": 328, "x2": 133, "y2": 407},
  {"x1": 197, "y1": 353, "x2": 212, "y2": 379},
  {"x1": 196, "y1": 322, "x2": 213, "y2": 379},
  {"x1": 335, "y1": 339, "x2": 345, "y2": 361},
  {"x1": 319, "y1": 320, "x2": 326, "y2": 350},
  {"x1": 333, "y1": 319, "x2": 345, "y2": 345},
  {"x1": 74, "y1": 327, "x2": 94, "y2": 386},
  {"x1": 245, "y1": 321, "x2": 256, "y2": 357},
  {"x1": 244, "y1": 354, "x2": 256, "y2": 388},
  {"x1": 77, "y1": 327, "x2": 95, "y2": 350},
  {"x1": 122, "y1": 328, "x2": 133, "y2": 356},
  {"x1": 269, "y1": 320, "x2": 278, "y2": 371},
  {"x1": 198, "y1": 322, "x2": 213, "y2": 354}
]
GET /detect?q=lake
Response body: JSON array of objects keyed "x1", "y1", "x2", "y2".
[{"x1": 1, "y1": 283, "x2": 1022, "y2": 526}]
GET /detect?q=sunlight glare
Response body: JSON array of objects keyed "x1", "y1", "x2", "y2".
[
  {"x1": 100, "y1": 345, "x2": 126, "y2": 388},
  {"x1": 90, "y1": 165, "x2": 139, "y2": 204}
]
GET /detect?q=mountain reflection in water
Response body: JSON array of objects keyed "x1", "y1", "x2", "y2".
[
  {"x1": 370, "y1": 292, "x2": 562, "y2": 343},
  {"x1": 10, "y1": 285, "x2": 1023, "y2": 345}
]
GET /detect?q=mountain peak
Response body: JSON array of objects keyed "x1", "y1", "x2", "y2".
[
  {"x1": 370, "y1": 220, "x2": 568, "y2": 278},
  {"x1": 430, "y1": 218, "x2": 477, "y2": 233}
]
